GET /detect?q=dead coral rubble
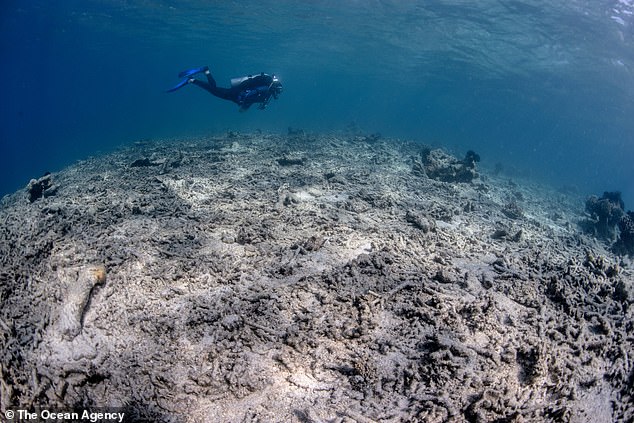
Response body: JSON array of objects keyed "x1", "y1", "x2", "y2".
[
  {"x1": 584, "y1": 191, "x2": 634, "y2": 257},
  {"x1": 584, "y1": 191, "x2": 625, "y2": 240},
  {"x1": 413, "y1": 147, "x2": 480, "y2": 183},
  {"x1": 502, "y1": 200, "x2": 524, "y2": 220},
  {"x1": 1, "y1": 132, "x2": 632, "y2": 422},
  {"x1": 614, "y1": 211, "x2": 634, "y2": 256},
  {"x1": 26, "y1": 172, "x2": 57, "y2": 202}
]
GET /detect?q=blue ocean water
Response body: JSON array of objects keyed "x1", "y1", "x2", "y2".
[{"x1": 1, "y1": 0, "x2": 633, "y2": 205}]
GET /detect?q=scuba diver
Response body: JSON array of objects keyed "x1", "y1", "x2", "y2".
[{"x1": 167, "y1": 66, "x2": 283, "y2": 112}]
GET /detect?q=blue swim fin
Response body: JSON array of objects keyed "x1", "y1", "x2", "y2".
[
  {"x1": 178, "y1": 66, "x2": 209, "y2": 79},
  {"x1": 166, "y1": 78, "x2": 190, "y2": 93}
]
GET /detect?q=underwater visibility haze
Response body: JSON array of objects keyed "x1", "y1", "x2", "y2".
[
  {"x1": 1, "y1": 0, "x2": 634, "y2": 202},
  {"x1": 0, "y1": 0, "x2": 634, "y2": 204}
]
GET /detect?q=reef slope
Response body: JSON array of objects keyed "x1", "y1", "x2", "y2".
[{"x1": 1, "y1": 133, "x2": 632, "y2": 422}]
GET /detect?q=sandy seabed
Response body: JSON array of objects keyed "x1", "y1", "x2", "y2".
[{"x1": 0, "y1": 132, "x2": 632, "y2": 422}]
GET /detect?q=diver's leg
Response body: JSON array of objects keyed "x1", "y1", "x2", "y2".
[
  {"x1": 191, "y1": 75, "x2": 234, "y2": 101},
  {"x1": 203, "y1": 69, "x2": 235, "y2": 100},
  {"x1": 172, "y1": 66, "x2": 215, "y2": 93},
  {"x1": 204, "y1": 68, "x2": 217, "y2": 87}
]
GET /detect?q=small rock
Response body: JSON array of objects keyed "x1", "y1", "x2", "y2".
[
  {"x1": 130, "y1": 158, "x2": 160, "y2": 167},
  {"x1": 406, "y1": 210, "x2": 435, "y2": 233},
  {"x1": 221, "y1": 314, "x2": 243, "y2": 331},
  {"x1": 277, "y1": 157, "x2": 305, "y2": 166},
  {"x1": 502, "y1": 201, "x2": 524, "y2": 219}
]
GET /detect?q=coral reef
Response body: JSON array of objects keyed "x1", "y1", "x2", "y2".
[
  {"x1": 130, "y1": 158, "x2": 160, "y2": 167},
  {"x1": 584, "y1": 191, "x2": 634, "y2": 256},
  {"x1": 1, "y1": 133, "x2": 632, "y2": 422},
  {"x1": 26, "y1": 172, "x2": 57, "y2": 202},
  {"x1": 277, "y1": 156, "x2": 306, "y2": 166},
  {"x1": 614, "y1": 211, "x2": 634, "y2": 256},
  {"x1": 358, "y1": 132, "x2": 382, "y2": 144},
  {"x1": 412, "y1": 148, "x2": 480, "y2": 183},
  {"x1": 584, "y1": 191, "x2": 625, "y2": 240},
  {"x1": 502, "y1": 200, "x2": 524, "y2": 219},
  {"x1": 405, "y1": 210, "x2": 436, "y2": 233},
  {"x1": 462, "y1": 150, "x2": 480, "y2": 169}
]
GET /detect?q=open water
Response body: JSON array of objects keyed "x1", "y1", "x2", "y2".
[{"x1": 1, "y1": 0, "x2": 633, "y2": 205}]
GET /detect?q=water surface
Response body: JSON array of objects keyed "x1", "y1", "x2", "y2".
[{"x1": 1, "y1": 0, "x2": 633, "y2": 204}]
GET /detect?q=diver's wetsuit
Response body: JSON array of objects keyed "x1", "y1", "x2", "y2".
[{"x1": 192, "y1": 71, "x2": 278, "y2": 110}]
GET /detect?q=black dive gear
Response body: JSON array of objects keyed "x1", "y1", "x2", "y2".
[{"x1": 169, "y1": 67, "x2": 282, "y2": 111}]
